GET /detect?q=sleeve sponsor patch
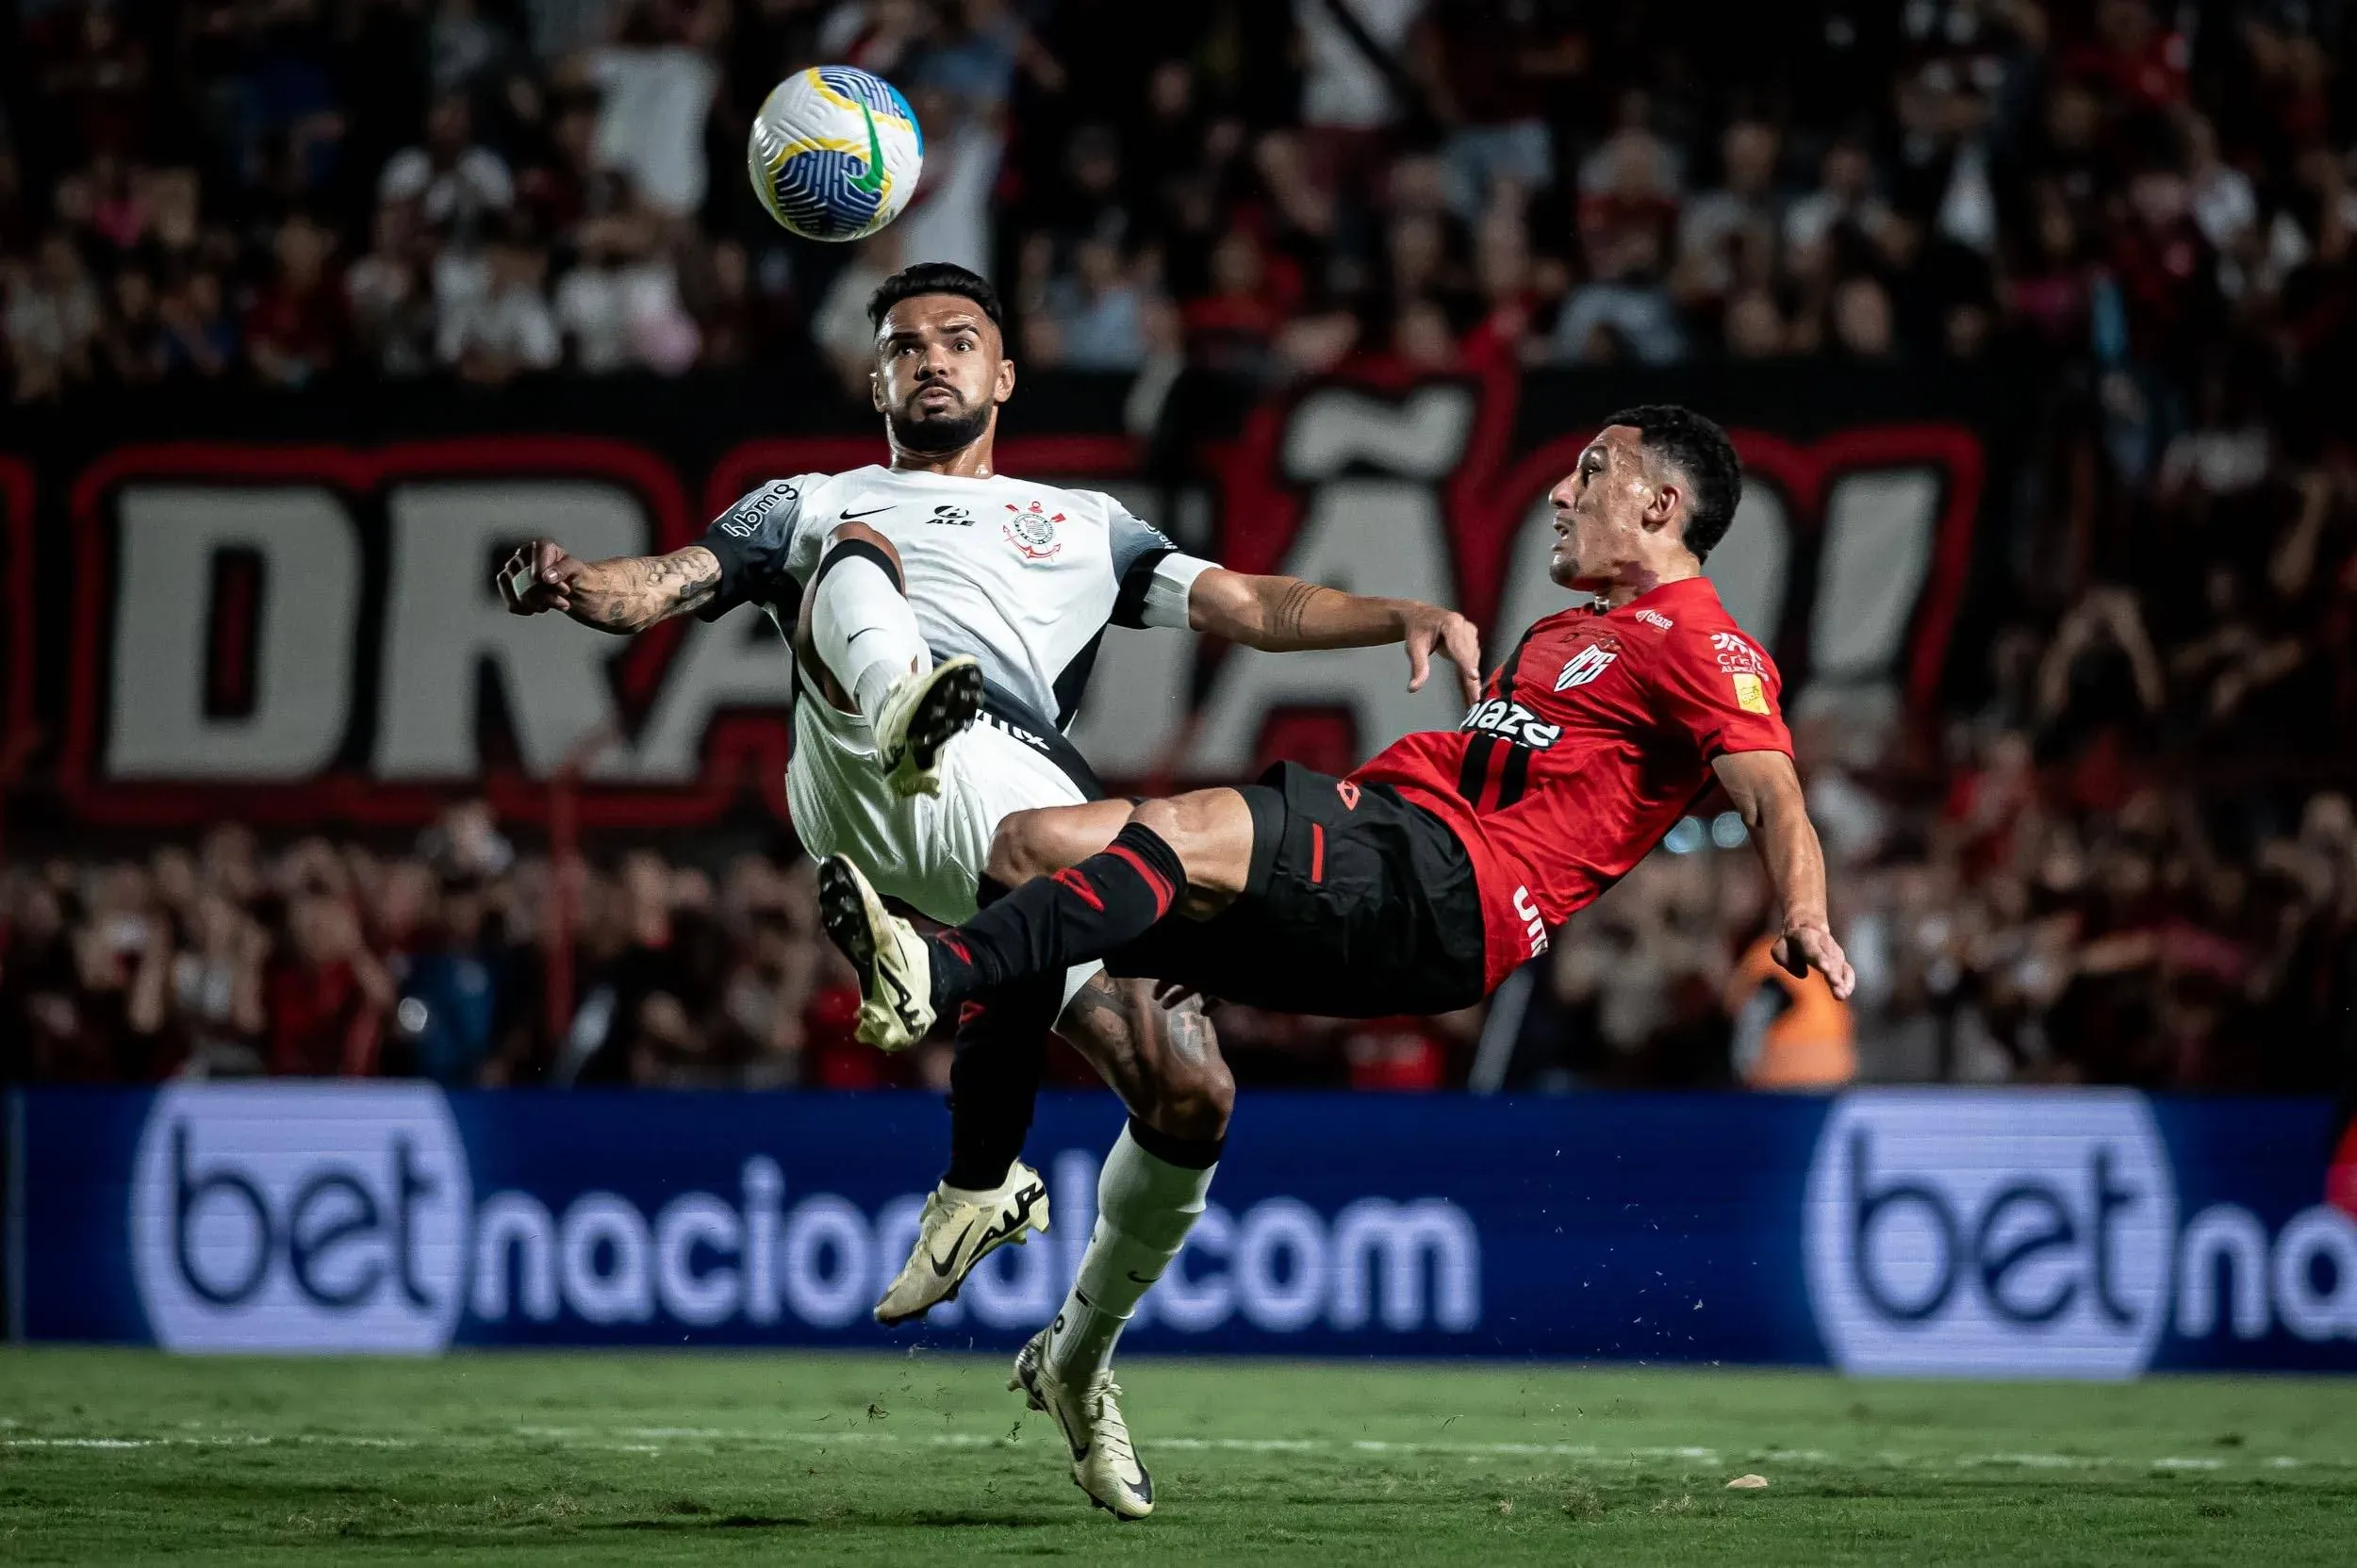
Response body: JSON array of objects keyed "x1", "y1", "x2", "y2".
[{"x1": 1731, "y1": 671, "x2": 1771, "y2": 715}]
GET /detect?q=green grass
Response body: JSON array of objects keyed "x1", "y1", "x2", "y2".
[{"x1": 0, "y1": 1350, "x2": 2352, "y2": 1564}]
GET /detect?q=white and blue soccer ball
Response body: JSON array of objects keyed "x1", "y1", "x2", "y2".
[{"x1": 748, "y1": 66, "x2": 924, "y2": 242}]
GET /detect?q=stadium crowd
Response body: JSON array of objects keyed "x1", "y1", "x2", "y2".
[{"x1": 3, "y1": 1, "x2": 2355, "y2": 1093}]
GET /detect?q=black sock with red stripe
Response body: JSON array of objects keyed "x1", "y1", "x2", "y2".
[{"x1": 928, "y1": 823, "x2": 1185, "y2": 1009}]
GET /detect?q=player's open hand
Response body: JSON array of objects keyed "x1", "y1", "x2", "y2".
[
  {"x1": 1402, "y1": 603, "x2": 1483, "y2": 703},
  {"x1": 497, "y1": 540, "x2": 585, "y2": 615},
  {"x1": 1774, "y1": 920, "x2": 1855, "y2": 1000}
]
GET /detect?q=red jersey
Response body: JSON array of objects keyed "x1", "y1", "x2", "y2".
[{"x1": 1353, "y1": 576, "x2": 1793, "y2": 991}]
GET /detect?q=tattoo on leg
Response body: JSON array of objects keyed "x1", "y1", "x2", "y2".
[{"x1": 1163, "y1": 998, "x2": 1211, "y2": 1066}]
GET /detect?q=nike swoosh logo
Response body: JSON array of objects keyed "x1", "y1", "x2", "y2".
[
  {"x1": 851, "y1": 105, "x2": 886, "y2": 195},
  {"x1": 839, "y1": 505, "x2": 892, "y2": 520},
  {"x1": 927, "y1": 1220, "x2": 977, "y2": 1277}
]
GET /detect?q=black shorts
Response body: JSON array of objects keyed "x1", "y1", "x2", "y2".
[{"x1": 1104, "y1": 762, "x2": 1490, "y2": 1017}]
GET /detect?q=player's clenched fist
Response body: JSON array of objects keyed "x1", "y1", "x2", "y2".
[{"x1": 496, "y1": 539, "x2": 586, "y2": 615}]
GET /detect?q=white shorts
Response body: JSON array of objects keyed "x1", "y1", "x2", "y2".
[{"x1": 786, "y1": 684, "x2": 1101, "y2": 1007}]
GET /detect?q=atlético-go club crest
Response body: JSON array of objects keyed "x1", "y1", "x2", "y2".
[{"x1": 1003, "y1": 499, "x2": 1063, "y2": 560}]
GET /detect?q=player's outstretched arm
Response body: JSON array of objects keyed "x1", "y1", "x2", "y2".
[
  {"x1": 495, "y1": 538, "x2": 722, "y2": 634},
  {"x1": 1712, "y1": 749, "x2": 1856, "y2": 1000},
  {"x1": 1184, "y1": 567, "x2": 1483, "y2": 702}
]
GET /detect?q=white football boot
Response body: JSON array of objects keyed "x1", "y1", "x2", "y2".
[
  {"x1": 1011, "y1": 1328, "x2": 1154, "y2": 1520},
  {"x1": 872, "y1": 654, "x2": 982, "y2": 798},
  {"x1": 872, "y1": 1163, "x2": 1051, "y2": 1326},
  {"x1": 816, "y1": 855, "x2": 935, "y2": 1050}
]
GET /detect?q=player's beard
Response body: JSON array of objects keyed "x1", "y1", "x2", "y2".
[{"x1": 892, "y1": 398, "x2": 992, "y2": 454}]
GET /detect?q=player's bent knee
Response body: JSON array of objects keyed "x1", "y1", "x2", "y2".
[
  {"x1": 1128, "y1": 789, "x2": 1252, "y2": 904},
  {"x1": 985, "y1": 809, "x2": 1063, "y2": 887},
  {"x1": 1159, "y1": 1052, "x2": 1234, "y2": 1141},
  {"x1": 985, "y1": 801, "x2": 1131, "y2": 889},
  {"x1": 820, "y1": 520, "x2": 905, "y2": 584}
]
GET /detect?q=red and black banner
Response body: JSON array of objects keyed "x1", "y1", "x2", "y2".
[{"x1": 0, "y1": 363, "x2": 2017, "y2": 834}]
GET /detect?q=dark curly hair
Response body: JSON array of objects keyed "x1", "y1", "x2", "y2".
[
  {"x1": 1600, "y1": 404, "x2": 1743, "y2": 560},
  {"x1": 865, "y1": 261, "x2": 1005, "y2": 336}
]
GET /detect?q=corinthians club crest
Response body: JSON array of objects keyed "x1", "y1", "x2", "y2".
[{"x1": 1003, "y1": 499, "x2": 1064, "y2": 561}]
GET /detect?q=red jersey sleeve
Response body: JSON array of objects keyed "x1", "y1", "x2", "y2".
[{"x1": 1648, "y1": 623, "x2": 1793, "y2": 760}]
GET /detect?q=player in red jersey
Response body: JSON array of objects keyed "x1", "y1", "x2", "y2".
[
  {"x1": 818, "y1": 403, "x2": 1854, "y2": 1053},
  {"x1": 816, "y1": 403, "x2": 1851, "y2": 1506}
]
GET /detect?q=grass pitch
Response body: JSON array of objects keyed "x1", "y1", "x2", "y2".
[{"x1": 1, "y1": 1349, "x2": 2352, "y2": 1564}]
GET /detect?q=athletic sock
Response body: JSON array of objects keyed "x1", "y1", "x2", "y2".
[
  {"x1": 811, "y1": 538, "x2": 928, "y2": 722},
  {"x1": 1045, "y1": 1119, "x2": 1223, "y2": 1381},
  {"x1": 928, "y1": 823, "x2": 1183, "y2": 1011},
  {"x1": 941, "y1": 967, "x2": 1057, "y2": 1193}
]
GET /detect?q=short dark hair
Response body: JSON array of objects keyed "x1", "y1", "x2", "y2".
[
  {"x1": 865, "y1": 261, "x2": 1005, "y2": 336},
  {"x1": 1601, "y1": 404, "x2": 1742, "y2": 560}
]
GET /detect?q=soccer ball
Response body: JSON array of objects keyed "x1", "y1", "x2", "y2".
[{"x1": 748, "y1": 66, "x2": 924, "y2": 242}]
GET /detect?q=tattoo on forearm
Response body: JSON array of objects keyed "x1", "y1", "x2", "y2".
[
  {"x1": 1272, "y1": 580, "x2": 1324, "y2": 642},
  {"x1": 577, "y1": 549, "x2": 720, "y2": 632}
]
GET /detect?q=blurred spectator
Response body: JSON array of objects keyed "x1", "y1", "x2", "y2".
[
  {"x1": 1555, "y1": 227, "x2": 1685, "y2": 366},
  {"x1": 5, "y1": 234, "x2": 101, "y2": 401},
  {"x1": 554, "y1": 214, "x2": 699, "y2": 373},
  {"x1": 347, "y1": 205, "x2": 438, "y2": 376},
  {"x1": 158, "y1": 270, "x2": 238, "y2": 380},
  {"x1": 437, "y1": 233, "x2": 559, "y2": 383},
  {"x1": 378, "y1": 94, "x2": 514, "y2": 239},
  {"x1": 1042, "y1": 238, "x2": 1147, "y2": 370},
  {"x1": 1676, "y1": 119, "x2": 1783, "y2": 305},
  {"x1": 1293, "y1": 0, "x2": 1426, "y2": 214},
  {"x1": 589, "y1": 2, "x2": 721, "y2": 220},
  {"x1": 244, "y1": 215, "x2": 341, "y2": 387}
]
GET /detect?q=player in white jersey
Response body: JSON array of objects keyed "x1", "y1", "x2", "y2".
[{"x1": 497, "y1": 262, "x2": 1478, "y2": 1520}]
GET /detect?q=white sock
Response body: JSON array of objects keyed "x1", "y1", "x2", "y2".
[
  {"x1": 1045, "y1": 1125, "x2": 1216, "y2": 1381},
  {"x1": 812, "y1": 547, "x2": 929, "y2": 721}
]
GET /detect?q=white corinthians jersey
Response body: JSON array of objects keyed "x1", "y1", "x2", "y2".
[{"x1": 696, "y1": 464, "x2": 1211, "y2": 742}]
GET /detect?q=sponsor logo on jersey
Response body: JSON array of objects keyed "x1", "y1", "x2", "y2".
[
  {"x1": 1003, "y1": 500, "x2": 1064, "y2": 560},
  {"x1": 1513, "y1": 886, "x2": 1549, "y2": 958},
  {"x1": 978, "y1": 712, "x2": 1053, "y2": 754},
  {"x1": 1711, "y1": 631, "x2": 1766, "y2": 673},
  {"x1": 1731, "y1": 671, "x2": 1772, "y2": 715},
  {"x1": 1336, "y1": 779, "x2": 1361, "y2": 810},
  {"x1": 927, "y1": 504, "x2": 975, "y2": 526},
  {"x1": 719, "y1": 480, "x2": 798, "y2": 537},
  {"x1": 1554, "y1": 646, "x2": 1619, "y2": 691},
  {"x1": 1633, "y1": 608, "x2": 1673, "y2": 629},
  {"x1": 1460, "y1": 699, "x2": 1560, "y2": 750}
]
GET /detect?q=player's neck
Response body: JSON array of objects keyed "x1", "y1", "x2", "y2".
[
  {"x1": 889, "y1": 437, "x2": 997, "y2": 480},
  {"x1": 1598, "y1": 555, "x2": 1702, "y2": 609}
]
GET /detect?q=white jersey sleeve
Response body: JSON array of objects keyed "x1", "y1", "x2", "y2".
[
  {"x1": 1098, "y1": 495, "x2": 1214, "y2": 632},
  {"x1": 695, "y1": 476, "x2": 823, "y2": 621}
]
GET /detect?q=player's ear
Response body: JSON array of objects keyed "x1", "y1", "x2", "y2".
[
  {"x1": 869, "y1": 366, "x2": 886, "y2": 414},
  {"x1": 1643, "y1": 476, "x2": 1680, "y2": 534},
  {"x1": 994, "y1": 355, "x2": 1015, "y2": 405}
]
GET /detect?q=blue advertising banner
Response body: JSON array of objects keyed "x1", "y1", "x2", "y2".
[{"x1": 10, "y1": 1085, "x2": 2354, "y2": 1376}]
